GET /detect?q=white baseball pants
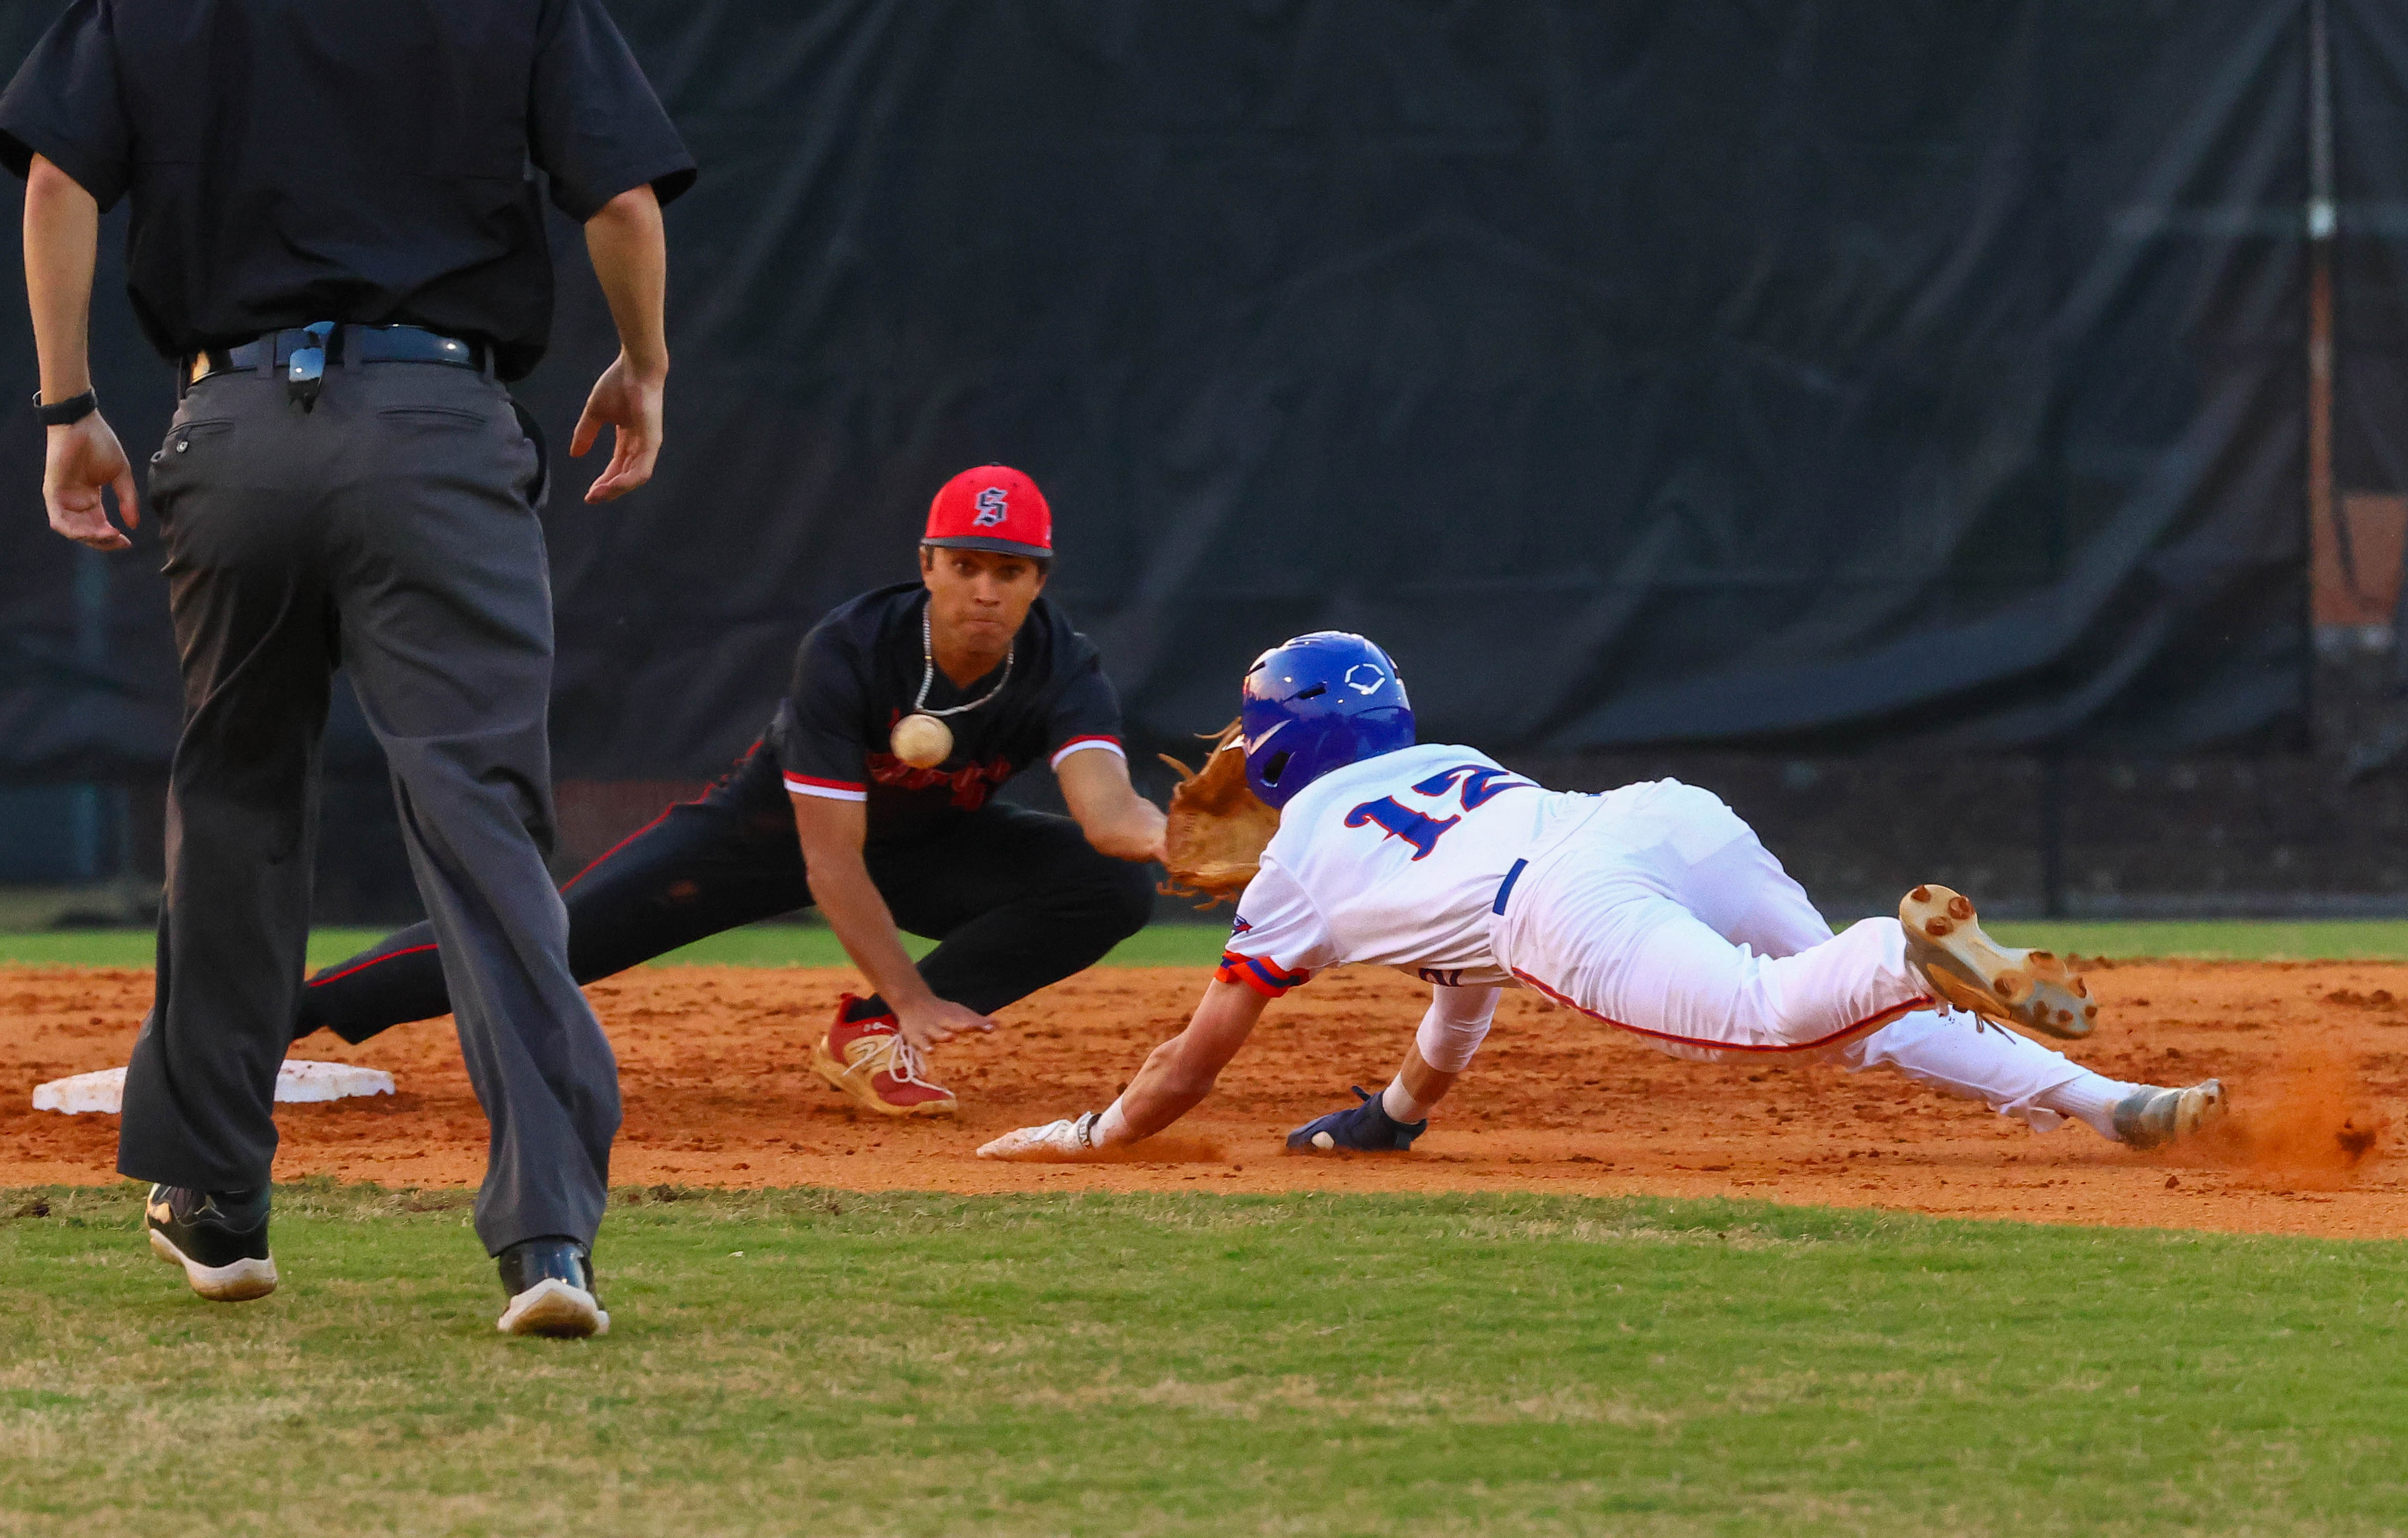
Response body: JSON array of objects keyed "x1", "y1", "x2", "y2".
[{"x1": 1492, "y1": 780, "x2": 2131, "y2": 1135}]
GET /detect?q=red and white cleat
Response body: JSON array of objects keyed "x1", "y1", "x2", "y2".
[{"x1": 810, "y1": 995, "x2": 958, "y2": 1117}]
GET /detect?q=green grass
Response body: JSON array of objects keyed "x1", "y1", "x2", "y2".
[
  {"x1": 0, "y1": 927, "x2": 389, "y2": 970},
  {"x1": 10, "y1": 918, "x2": 2408, "y2": 971},
  {"x1": 2, "y1": 1183, "x2": 2403, "y2": 1535},
  {"x1": 1983, "y1": 919, "x2": 2408, "y2": 962}
]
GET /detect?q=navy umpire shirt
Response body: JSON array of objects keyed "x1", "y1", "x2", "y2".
[{"x1": 0, "y1": 0, "x2": 696, "y2": 381}]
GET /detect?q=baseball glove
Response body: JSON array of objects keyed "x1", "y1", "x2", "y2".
[{"x1": 1158, "y1": 720, "x2": 1280, "y2": 906}]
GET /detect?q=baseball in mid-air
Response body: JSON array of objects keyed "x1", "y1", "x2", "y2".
[
  {"x1": 1311, "y1": 1131, "x2": 1336, "y2": 1151},
  {"x1": 890, "y1": 712, "x2": 952, "y2": 769}
]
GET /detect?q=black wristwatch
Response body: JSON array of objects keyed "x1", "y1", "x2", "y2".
[{"x1": 32, "y1": 388, "x2": 97, "y2": 426}]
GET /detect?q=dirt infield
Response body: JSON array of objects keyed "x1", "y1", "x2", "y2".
[{"x1": 4, "y1": 960, "x2": 2402, "y2": 1239}]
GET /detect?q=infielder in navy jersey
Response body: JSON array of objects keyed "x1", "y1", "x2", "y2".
[{"x1": 299, "y1": 466, "x2": 1166, "y2": 1115}]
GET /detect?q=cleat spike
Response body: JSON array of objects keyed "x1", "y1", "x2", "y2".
[{"x1": 1898, "y1": 883, "x2": 2097, "y2": 1041}]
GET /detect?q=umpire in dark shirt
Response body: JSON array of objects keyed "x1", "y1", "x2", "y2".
[{"x1": 1, "y1": 0, "x2": 694, "y2": 1338}]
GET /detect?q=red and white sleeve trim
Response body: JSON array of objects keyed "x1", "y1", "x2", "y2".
[
  {"x1": 1049, "y1": 734, "x2": 1125, "y2": 769},
  {"x1": 783, "y1": 772, "x2": 867, "y2": 802}
]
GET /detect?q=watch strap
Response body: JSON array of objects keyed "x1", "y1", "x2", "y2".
[{"x1": 32, "y1": 389, "x2": 97, "y2": 427}]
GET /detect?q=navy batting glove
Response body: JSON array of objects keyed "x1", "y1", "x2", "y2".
[{"x1": 1285, "y1": 1085, "x2": 1427, "y2": 1152}]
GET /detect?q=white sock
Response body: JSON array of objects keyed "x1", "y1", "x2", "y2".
[
  {"x1": 2033, "y1": 1072, "x2": 2142, "y2": 1141},
  {"x1": 1091, "y1": 1100, "x2": 1132, "y2": 1146},
  {"x1": 1380, "y1": 1076, "x2": 1429, "y2": 1124}
]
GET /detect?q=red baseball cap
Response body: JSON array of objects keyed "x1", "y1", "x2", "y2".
[{"x1": 923, "y1": 465, "x2": 1053, "y2": 560}]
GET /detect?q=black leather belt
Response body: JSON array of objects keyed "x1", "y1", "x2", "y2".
[{"x1": 185, "y1": 324, "x2": 489, "y2": 388}]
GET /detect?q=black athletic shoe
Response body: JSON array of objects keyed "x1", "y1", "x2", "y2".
[
  {"x1": 146, "y1": 1184, "x2": 277, "y2": 1302},
  {"x1": 496, "y1": 1237, "x2": 609, "y2": 1338}
]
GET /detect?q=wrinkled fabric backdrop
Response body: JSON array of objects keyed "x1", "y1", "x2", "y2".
[{"x1": 4, "y1": 0, "x2": 2405, "y2": 783}]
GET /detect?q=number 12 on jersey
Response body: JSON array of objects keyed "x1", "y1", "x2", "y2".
[{"x1": 1343, "y1": 764, "x2": 1533, "y2": 860}]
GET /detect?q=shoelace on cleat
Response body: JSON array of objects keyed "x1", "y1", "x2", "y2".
[
  {"x1": 882, "y1": 1036, "x2": 946, "y2": 1092},
  {"x1": 837, "y1": 1028, "x2": 948, "y2": 1094},
  {"x1": 1957, "y1": 1003, "x2": 2003, "y2": 1037}
]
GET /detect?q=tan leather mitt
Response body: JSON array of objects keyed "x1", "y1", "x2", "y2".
[{"x1": 1158, "y1": 721, "x2": 1281, "y2": 906}]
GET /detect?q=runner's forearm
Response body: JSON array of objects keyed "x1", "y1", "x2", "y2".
[
  {"x1": 1107, "y1": 979, "x2": 1267, "y2": 1139},
  {"x1": 1399, "y1": 1045, "x2": 1460, "y2": 1110}
]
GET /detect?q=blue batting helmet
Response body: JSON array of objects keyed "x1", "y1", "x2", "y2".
[{"x1": 1239, "y1": 632, "x2": 1415, "y2": 809}]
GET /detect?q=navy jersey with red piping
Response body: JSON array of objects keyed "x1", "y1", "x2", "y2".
[{"x1": 769, "y1": 582, "x2": 1124, "y2": 842}]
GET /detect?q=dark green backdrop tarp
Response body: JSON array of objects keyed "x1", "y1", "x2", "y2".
[{"x1": 4, "y1": 0, "x2": 2399, "y2": 781}]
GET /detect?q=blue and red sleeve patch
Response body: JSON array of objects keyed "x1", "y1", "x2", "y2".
[{"x1": 1217, "y1": 951, "x2": 1313, "y2": 999}]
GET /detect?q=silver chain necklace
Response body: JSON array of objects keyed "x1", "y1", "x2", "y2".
[{"x1": 912, "y1": 605, "x2": 1013, "y2": 718}]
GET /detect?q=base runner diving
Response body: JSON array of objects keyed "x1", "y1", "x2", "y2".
[{"x1": 979, "y1": 632, "x2": 2227, "y2": 1161}]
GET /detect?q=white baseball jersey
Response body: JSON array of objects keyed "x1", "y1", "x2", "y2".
[
  {"x1": 1214, "y1": 744, "x2": 2129, "y2": 1143},
  {"x1": 1214, "y1": 743, "x2": 1605, "y2": 998}
]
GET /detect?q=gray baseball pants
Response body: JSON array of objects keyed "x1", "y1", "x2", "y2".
[{"x1": 117, "y1": 356, "x2": 620, "y2": 1255}]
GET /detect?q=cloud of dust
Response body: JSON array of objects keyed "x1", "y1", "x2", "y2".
[{"x1": 2190, "y1": 1044, "x2": 2387, "y2": 1188}]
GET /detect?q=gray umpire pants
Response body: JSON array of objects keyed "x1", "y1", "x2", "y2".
[{"x1": 117, "y1": 356, "x2": 620, "y2": 1255}]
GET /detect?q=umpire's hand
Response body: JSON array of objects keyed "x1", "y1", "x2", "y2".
[
  {"x1": 573, "y1": 186, "x2": 670, "y2": 504},
  {"x1": 44, "y1": 412, "x2": 138, "y2": 551},
  {"x1": 571, "y1": 351, "x2": 664, "y2": 504}
]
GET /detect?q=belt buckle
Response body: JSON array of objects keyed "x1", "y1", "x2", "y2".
[{"x1": 286, "y1": 321, "x2": 334, "y2": 411}]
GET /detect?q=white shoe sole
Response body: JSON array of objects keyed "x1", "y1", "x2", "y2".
[
  {"x1": 498, "y1": 1277, "x2": 610, "y2": 1338},
  {"x1": 148, "y1": 1226, "x2": 278, "y2": 1302}
]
